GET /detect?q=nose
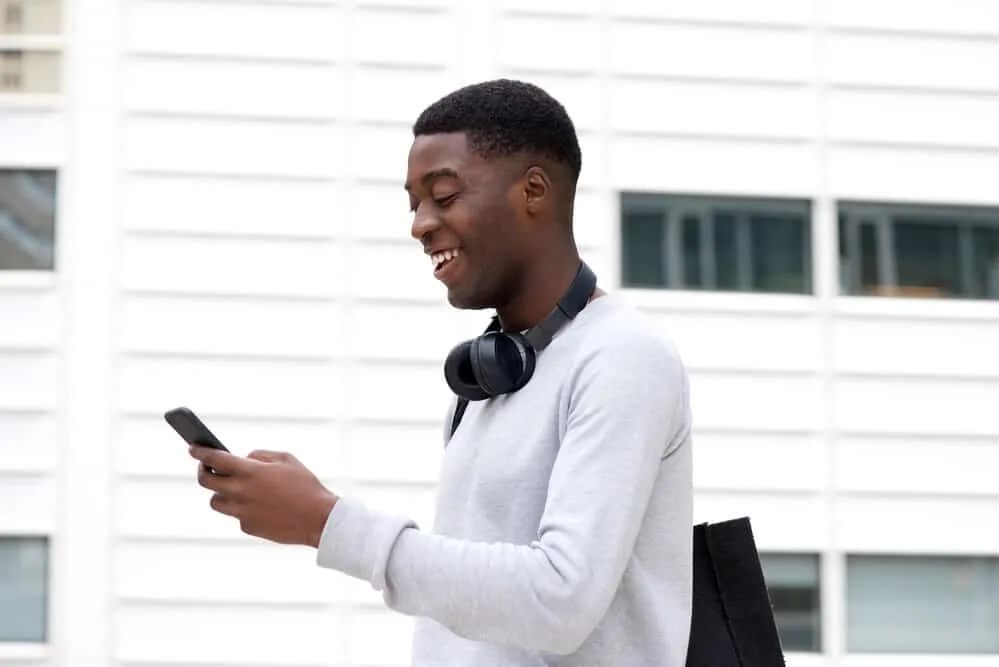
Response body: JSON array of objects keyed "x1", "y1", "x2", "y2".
[{"x1": 410, "y1": 203, "x2": 442, "y2": 244}]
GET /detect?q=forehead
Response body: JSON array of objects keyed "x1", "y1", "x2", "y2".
[{"x1": 405, "y1": 132, "x2": 496, "y2": 190}]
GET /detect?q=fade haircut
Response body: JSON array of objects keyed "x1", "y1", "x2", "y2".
[{"x1": 412, "y1": 79, "x2": 582, "y2": 184}]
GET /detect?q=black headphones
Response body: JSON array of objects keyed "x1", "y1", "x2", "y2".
[{"x1": 443, "y1": 261, "x2": 598, "y2": 402}]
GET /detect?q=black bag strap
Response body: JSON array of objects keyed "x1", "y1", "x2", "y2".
[{"x1": 449, "y1": 397, "x2": 469, "y2": 441}]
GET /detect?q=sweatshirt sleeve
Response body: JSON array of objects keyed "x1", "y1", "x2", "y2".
[{"x1": 316, "y1": 332, "x2": 690, "y2": 655}]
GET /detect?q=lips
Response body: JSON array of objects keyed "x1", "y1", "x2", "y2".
[{"x1": 430, "y1": 247, "x2": 462, "y2": 283}]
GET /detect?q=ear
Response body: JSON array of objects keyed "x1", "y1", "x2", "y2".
[{"x1": 521, "y1": 166, "x2": 551, "y2": 214}]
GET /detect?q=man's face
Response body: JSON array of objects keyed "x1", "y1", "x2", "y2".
[{"x1": 405, "y1": 132, "x2": 527, "y2": 311}]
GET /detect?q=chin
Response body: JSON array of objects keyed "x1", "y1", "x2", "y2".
[{"x1": 446, "y1": 288, "x2": 491, "y2": 312}]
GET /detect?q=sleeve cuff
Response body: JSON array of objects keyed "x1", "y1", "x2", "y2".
[{"x1": 315, "y1": 495, "x2": 418, "y2": 591}]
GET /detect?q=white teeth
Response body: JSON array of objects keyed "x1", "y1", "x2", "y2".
[{"x1": 430, "y1": 248, "x2": 460, "y2": 269}]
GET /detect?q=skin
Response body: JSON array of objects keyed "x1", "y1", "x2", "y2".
[{"x1": 190, "y1": 130, "x2": 601, "y2": 547}]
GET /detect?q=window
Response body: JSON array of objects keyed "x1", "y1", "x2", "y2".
[
  {"x1": 620, "y1": 193, "x2": 812, "y2": 294},
  {"x1": 0, "y1": 0, "x2": 63, "y2": 96},
  {"x1": 0, "y1": 169, "x2": 57, "y2": 270},
  {"x1": 838, "y1": 201, "x2": 999, "y2": 300},
  {"x1": 0, "y1": 536, "x2": 48, "y2": 643},
  {"x1": 760, "y1": 553, "x2": 822, "y2": 652},
  {"x1": 1, "y1": 0, "x2": 62, "y2": 34},
  {"x1": 847, "y1": 555, "x2": 999, "y2": 654}
]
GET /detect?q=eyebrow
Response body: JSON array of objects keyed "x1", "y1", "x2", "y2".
[{"x1": 404, "y1": 168, "x2": 460, "y2": 192}]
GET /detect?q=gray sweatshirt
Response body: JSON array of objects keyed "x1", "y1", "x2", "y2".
[{"x1": 317, "y1": 293, "x2": 694, "y2": 666}]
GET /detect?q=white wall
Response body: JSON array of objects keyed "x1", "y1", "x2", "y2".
[{"x1": 2, "y1": 0, "x2": 999, "y2": 666}]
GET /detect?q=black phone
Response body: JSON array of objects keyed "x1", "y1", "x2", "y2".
[{"x1": 164, "y1": 406, "x2": 230, "y2": 452}]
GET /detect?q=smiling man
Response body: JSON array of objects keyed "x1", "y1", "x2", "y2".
[{"x1": 190, "y1": 79, "x2": 694, "y2": 666}]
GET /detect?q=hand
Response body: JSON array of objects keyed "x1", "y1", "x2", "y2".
[{"x1": 189, "y1": 446, "x2": 338, "y2": 548}]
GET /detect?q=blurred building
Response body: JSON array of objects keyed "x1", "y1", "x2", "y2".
[{"x1": 2, "y1": 0, "x2": 999, "y2": 666}]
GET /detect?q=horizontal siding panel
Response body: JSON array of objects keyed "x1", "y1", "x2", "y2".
[
  {"x1": 124, "y1": 58, "x2": 345, "y2": 120},
  {"x1": 0, "y1": 474, "x2": 56, "y2": 532},
  {"x1": 498, "y1": 0, "x2": 597, "y2": 15},
  {"x1": 608, "y1": 22, "x2": 814, "y2": 82},
  {"x1": 118, "y1": 357, "x2": 343, "y2": 419},
  {"x1": 498, "y1": 15, "x2": 601, "y2": 73},
  {"x1": 349, "y1": 302, "x2": 467, "y2": 362},
  {"x1": 0, "y1": 352, "x2": 58, "y2": 411},
  {"x1": 609, "y1": 135, "x2": 817, "y2": 196},
  {"x1": 826, "y1": 32, "x2": 999, "y2": 92},
  {"x1": 352, "y1": 362, "x2": 452, "y2": 423},
  {"x1": 349, "y1": 65, "x2": 457, "y2": 125},
  {"x1": 344, "y1": 182, "x2": 418, "y2": 242},
  {"x1": 837, "y1": 436, "x2": 999, "y2": 496},
  {"x1": 645, "y1": 312, "x2": 823, "y2": 372},
  {"x1": 837, "y1": 496, "x2": 999, "y2": 554},
  {"x1": 0, "y1": 291, "x2": 58, "y2": 347},
  {"x1": 116, "y1": 541, "x2": 337, "y2": 604},
  {"x1": 689, "y1": 373, "x2": 824, "y2": 432},
  {"x1": 122, "y1": 174, "x2": 342, "y2": 239},
  {"x1": 120, "y1": 236, "x2": 342, "y2": 298},
  {"x1": 349, "y1": 8, "x2": 459, "y2": 67},
  {"x1": 350, "y1": 422, "x2": 445, "y2": 483},
  {"x1": 836, "y1": 377, "x2": 999, "y2": 436},
  {"x1": 834, "y1": 318, "x2": 999, "y2": 378},
  {"x1": 0, "y1": 412, "x2": 57, "y2": 472},
  {"x1": 607, "y1": 79, "x2": 815, "y2": 140},
  {"x1": 571, "y1": 189, "x2": 614, "y2": 251},
  {"x1": 694, "y1": 491, "x2": 828, "y2": 551},
  {"x1": 346, "y1": 609, "x2": 415, "y2": 666},
  {"x1": 119, "y1": 295, "x2": 343, "y2": 359},
  {"x1": 349, "y1": 125, "x2": 414, "y2": 184},
  {"x1": 607, "y1": 0, "x2": 811, "y2": 25},
  {"x1": 115, "y1": 415, "x2": 342, "y2": 479},
  {"x1": 0, "y1": 110, "x2": 65, "y2": 166},
  {"x1": 117, "y1": 479, "x2": 257, "y2": 540},
  {"x1": 125, "y1": 0, "x2": 344, "y2": 62},
  {"x1": 693, "y1": 432, "x2": 826, "y2": 492},
  {"x1": 350, "y1": 242, "x2": 447, "y2": 302},
  {"x1": 828, "y1": 145, "x2": 999, "y2": 205},
  {"x1": 826, "y1": 0, "x2": 999, "y2": 36},
  {"x1": 827, "y1": 89, "x2": 999, "y2": 149},
  {"x1": 123, "y1": 117, "x2": 343, "y2": 178},
  {"x1": 115, "y1": 604, "x2": 341, "y2": 665}
]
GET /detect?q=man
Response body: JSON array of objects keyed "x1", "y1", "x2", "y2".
[{"x1": 190, "y1": 79, "x2": 694, "y2": 666}]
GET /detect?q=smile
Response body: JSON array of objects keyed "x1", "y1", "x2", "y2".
[{"x1": 430, "y1": 247, "x2": 462, "y2": 281}]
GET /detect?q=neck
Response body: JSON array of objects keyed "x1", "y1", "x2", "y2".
[{"x1": 496, "y1": 245, "x2": 595, "y2": 333}]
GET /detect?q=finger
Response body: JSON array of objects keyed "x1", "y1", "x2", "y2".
[
  {"x1": 197, "y1": 462, "x2": 236, "y2": 491},
  {"x1": 209, "y1": 492, "x2": 240, "y2": 518},
  {"x1": 189, "y1": 446, "x2": 245, "y2": 475},
  {"x1": 247, "y1": 449, "x2": 291, "y2": 463}
]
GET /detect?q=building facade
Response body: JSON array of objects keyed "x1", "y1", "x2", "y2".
[{"x1": 2, "y1": 0, "x2": 999, "y2": 665}]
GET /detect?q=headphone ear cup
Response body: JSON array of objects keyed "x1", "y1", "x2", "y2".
[
  {"x1": 471, "y1": 332, "x2": 536, "y2": 396},
  {"x1": 444, "y1": 340, "x2": 491, "y2": 402}
]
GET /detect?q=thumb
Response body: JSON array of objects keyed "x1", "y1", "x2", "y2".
[{"x1": 247, "y1": 450, "x2": 290, "y2": 463}]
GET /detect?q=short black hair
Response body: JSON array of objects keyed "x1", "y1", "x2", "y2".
[{"x1": 412, "y1": 78, "x2": 582, "y2": 183}]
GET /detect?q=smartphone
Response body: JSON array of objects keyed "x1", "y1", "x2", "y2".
[{"x1": 164, "y1": 406, "x2": 230, "y2": 452}]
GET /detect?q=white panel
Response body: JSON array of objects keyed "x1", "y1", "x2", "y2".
[
  {"x1": 352, "y1": 362, "x2": 452, "y2": 423},
  {"x1": 826, "y1": 33, "x2": 999, "y2": 92},
  {"x1": 838, "y1": 496, "x2": 999, "y2": 554},
  {"x1": 0, "y1": 291, "x2": 58, "y2": 347},
  {"x1": 124, "y1": 58, "x2": 345, "y2": 120},
  {"x1": 123, "y1": 117, "x2": 343, "y2": 178},
  {"x1": 0, "y1": 110, "x2": 65, "y2": 165},
  {"x1": 0, "y1": 352, "x2": 57, "y2": 410},
  {"x1": 609, "y1": 136, "x2": 817, "y2": 199},
  {"x1": 118, "y1": 357, "x2": 342, "y2": 419},
  {"x1": 837, "y1": 437, "x2": 999, "y2": 497},
  {"x1": 571, "y1": 189, "x2": 614, "y2": 251},
  {"x1": 350, "y1": 8, "x2": 459, "y2": 66},
  {"x1": 352, "y1": 483, "x2": 439, "y2": 534},
  {"x1": 688, "y1": 373, "x2": 823, "y2": 432},
  {"x1": 346, "y1": 182, "x2": 416, "y2": 242},
  {"x1": 0, "y1": 475, "x2": 55, "y2": 532},
  {"x1": 836, "y1": 377, "x2": 999, "y2": 436},
  {"x1": 608, "y1": 79, "x2": 815, "y2": 140},
  {"x1": 828, "y1": 145, "x2": 999, "y2": 205},
  {"x1": 350, "y1": 422, "x2": 445, "y2": 483},
  {"x1": 349, "y1": 302, "x2": 466, "y2": 362},
  {"x1": 827, "y1": 89, "x2": 999, "y2": 149},
  {"x1": 498, "y1": 15, "x2": 601, "y2": 73},
  {"x1": 350, "y1": 125, "x2": 413, "y2": 183},
  {"x1": 125, "y1": 0, "x2": 344, "y2": 61},
  {"x1": 350, "y1": 242, "x2": 446, "y2": 303},
  {"x1": 608, "y1": 22, "x2": 813, "y2": 81},
  {"x1": 0, "y1": 412, "x2": 57, "y2": 472},
  {"x1": 827, "y1": 0, "x2": 999, "y2": 36},
  {"x1": 122, "y1": 174, "x2": 342, "y2": 238},
  {"x1": 116, "y1": 415, "x2": 343, "y2": 479},
  {"x1": 347, "y1": 608, "x2": 416, "y2": 667},
  {"x1": 694, "y1": 492, "x2": 828, "y2": 551},
  {"x1": 116, "y1": 478, "x2": 259, "y2": 539},
  {"x1": 498, "y1": 0, "x2": 597, "y2": 14},
  {"x1": 496, "y1": 73, "x2": 603, "y2": 132},
  {"x1": 120, "y1": 236, "x2": 341, "y2": 298},
  {"x1": 116, "y1": 541, "x2": 338, "y2": 604},
  {"x1": 115, "y1": 604, "x2": 341, "y2": 665},
  {"x1": 119, "y1": 295, "x2": 342, "y2": 358},
  {"x1": 350, "y1": 65, "x2": 457, "y2": 125},
  {"x1": 835, "y1": 318, "x2": 999, "y2": 378},
  {"x1": 645, "y1": 311, "x2": 822, "y2": 372},
  {"x1": 575, "y1": 132, "x2": 604, "y2": 190},
  {"x1": 608, "y1": 0, "x2": 811, "y2": 24},
  {"x1": 693, "y1": 432, "x2": 825, "y2": 492}
]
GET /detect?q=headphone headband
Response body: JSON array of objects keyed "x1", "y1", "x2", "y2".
[{"x1": 523, "y1": 262, "x2": 597, "y2": 352}]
